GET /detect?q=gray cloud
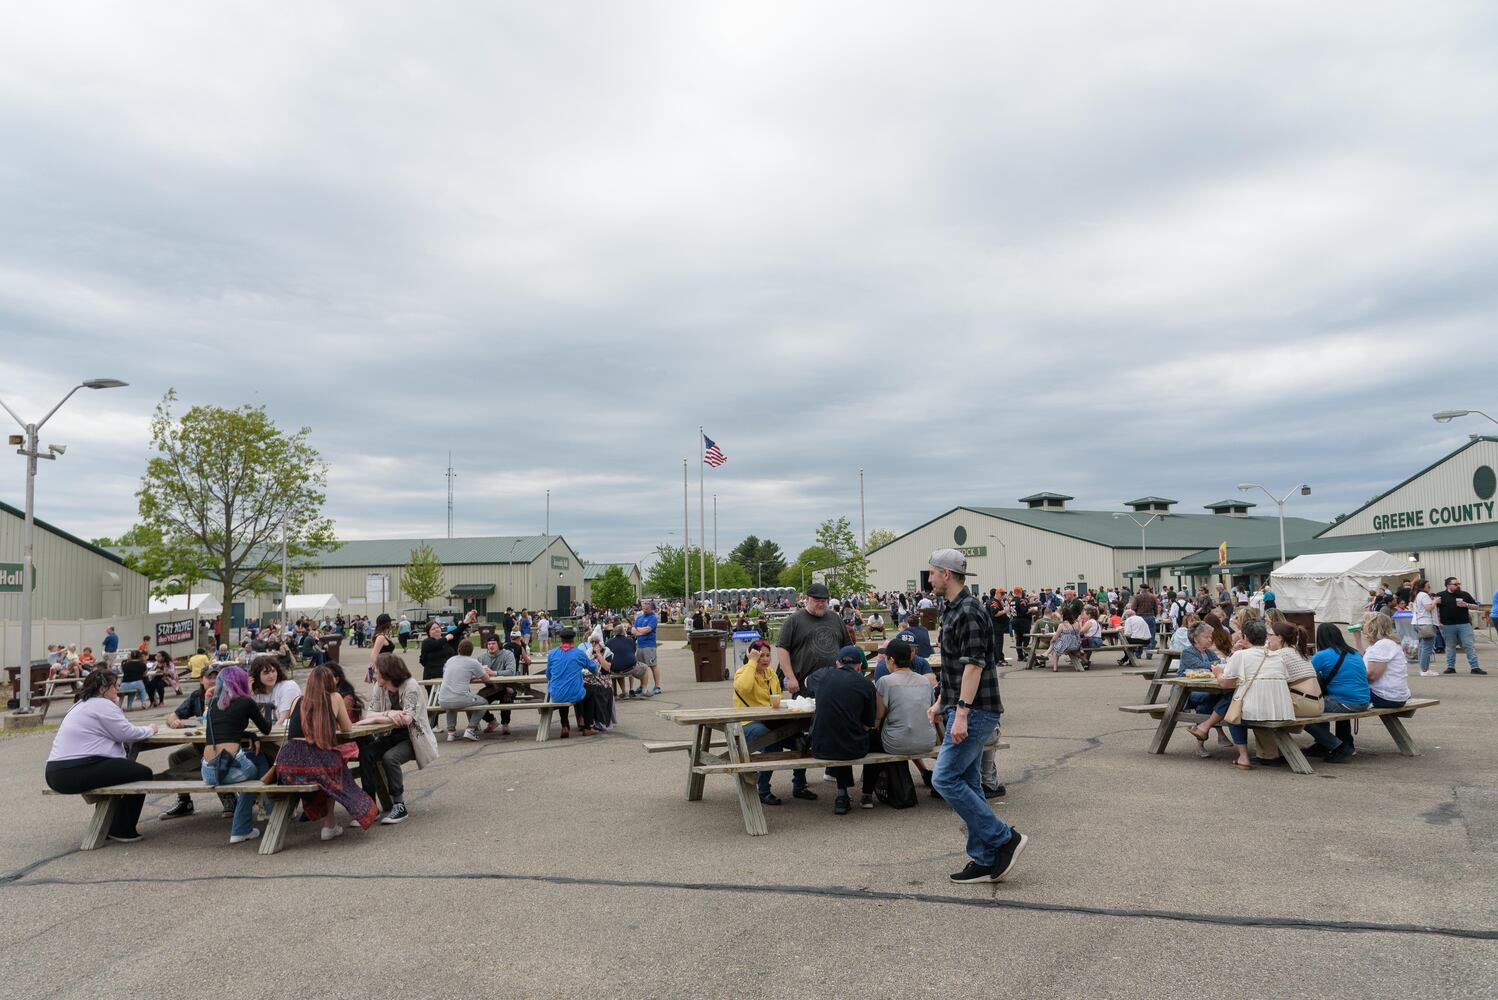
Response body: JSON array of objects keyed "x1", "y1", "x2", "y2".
[{"x1": 0, "y1": 2, "x2": 1495, "y2": 569}]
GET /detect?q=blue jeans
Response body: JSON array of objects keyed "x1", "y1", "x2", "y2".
[
  {"x1": 118, "y1": 680, "x2": 148, "y2": 708},
  {"x1": 1306, "y1": 697, "x2": 1368, "y2": 751},
  {"x1": 932, "y1": 708, "x2": 1013, "y2": 866},
  {"x1": 201, "y1": 751, "x2": 271, "y2": 838},
  {"x1": 1440, "y1": 623, "x2": 1480, "y2": 671},
  {"x1": 742, "y1": 722, "x2": 805, "y2": 797},
  {"x1": 1142, "y1": 615, "x2": 1158, "y2": 654},
  {"x1": 1187, "y1": 691, "x2": 1231, "y2": 717},
  {"x1": 1418, "y1": 633, "x2": 1435, "y2": 671}
]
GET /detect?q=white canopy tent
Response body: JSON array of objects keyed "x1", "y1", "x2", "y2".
[
  {"x1": 148, "y1": 593, "x2": 223, "y2": 616},
  {"x1": 1269, "y1": 551, "x2": 1411, "y2": 624},
  {"x1": 274, "y1": 593, "x2": 342, "y2": 617}
]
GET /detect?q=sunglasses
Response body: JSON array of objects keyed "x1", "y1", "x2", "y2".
[{"x1": 749, "y1": 641, "x2": 771, "y2": 650}]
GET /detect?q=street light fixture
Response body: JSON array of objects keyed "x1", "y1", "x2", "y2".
[
  {"x1": 1113, "y1": 512, "x2": 1165, "y2": 590},
  {"x1": 0, "y1": 378, "x2": 128, "y2": 714},
  {"x1": 1432, "y1": 409, "x2": 1498, "y2": 427},
  {"x1": 1237, "y1": 482, "x2": 1310, "y2": 566}
]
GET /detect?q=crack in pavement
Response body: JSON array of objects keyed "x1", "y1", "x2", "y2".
[{"x1": 5, "y1": 867, "x2": 1494, "y2": 942}]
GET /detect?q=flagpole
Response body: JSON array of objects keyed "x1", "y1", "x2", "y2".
[
  {"x1": 713, "y1": 493, "x2": 718, "y2": 599},
  {"x1": 859, "y1": 468, "x2": 866, "y2": 552},
  {"x1": 698, "y1": 426, "x2": 706, "y2": 609},
  {"x1": 682, "y1": 459, "x2": 690, "y2": 613}
]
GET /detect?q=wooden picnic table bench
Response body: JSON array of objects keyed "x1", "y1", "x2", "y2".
[
  {"x1": 1126, "y1": 676, "x2": 1440, "y2": 774},
  {"x1": 45, "y1": 781, "x2": 318, "y2": 855},
  {"x1": 656, "y1": 705, "x2": 1003, "y2": 835},
  {"x1": 417, "y1": 676, "x2": 567, "y2": 741},
  {"x1": 1024, "y1": 631, "x2": 1140, "y2": 671}
]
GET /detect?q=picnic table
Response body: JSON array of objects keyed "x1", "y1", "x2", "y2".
[
  {"x1": 1134, "y1": 676, "x2": 1439, "y2": 774},
  {"x1": 416, "y1": 676, "x2": 565, "y2": 741},
  {"x1": 1023, "y1": 629, "x2": 1139, "y2": 671}
]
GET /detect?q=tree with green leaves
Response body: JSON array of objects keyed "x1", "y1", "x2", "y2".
[
  {"x1": 815, "y1": 515, "x2": 868, "y2": 594},
  {"x1": 644, "y1": 543, "x2": 695, "y2": 600},
  {"x1": 134, "y1": 391, "x2": 336, "y2": 638},
  {"x1": 712, "y1": 559, "x2": 752, "y2": 590},
  {"x1": 97, "y1": 523, "x2": 212, "y2": 599},
  {"x1": 730, "y1": 535, "x2": 788, "y2": 587},
  {"x1": 864, "y1": 528, "x2": 897, "y2": 554},
  {"x1": 778, "y1": 544, "x2": 836, "y2": 589},
  {"x1": 590, "y1": 564, "x2": 636, "y2": 611},
  {"x1": 402, "y1": 543, "x2": 446, "y2": 608}
]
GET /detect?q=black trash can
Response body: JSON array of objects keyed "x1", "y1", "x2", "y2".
[{"x1": 688, "y1": 630, "x2": 728, "y2": 682}]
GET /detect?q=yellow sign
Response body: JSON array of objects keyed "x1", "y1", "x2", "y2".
[{"x1": 1217, "y1": 541, "x2": 1228, "y2": 567}]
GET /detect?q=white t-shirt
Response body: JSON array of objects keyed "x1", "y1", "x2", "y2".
[
  {"x1": 1123, "y1": 615, "x2": 1152, "y2": 641},
  {"x1": 271, "y1": 679, "x2": 302, "y2": 719},
  {"x1": 1412, "y1": 591, "x2": 1437, "y2": 626},
  {"x1": 1365, "y1": 638, "x2": 1411, "y2": 702},
  {"x1": 917, "y1": 597, "x2": 934, "y2": 609}
]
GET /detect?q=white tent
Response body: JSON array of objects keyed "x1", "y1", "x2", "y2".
[
  {"x1": 148, "y1": 592, "x2": 223, "y2": 616},
  {"x1": 275, "y1": 593, "x2": 342, "y2": 616},
  {"x1": 1269, "y1": 551, "x2": 1411, "y2": 624}
]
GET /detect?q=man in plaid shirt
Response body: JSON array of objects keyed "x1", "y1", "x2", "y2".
[{"x1": 925, "y1": 548, "x2": 1028, "y2": 884}]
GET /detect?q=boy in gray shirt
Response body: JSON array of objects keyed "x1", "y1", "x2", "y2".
[{"x1": 438, "y1": 639, "x2": 503, "y2": 741}]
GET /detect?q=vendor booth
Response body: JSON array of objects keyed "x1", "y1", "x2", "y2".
[{"x1": 1268, "y1": 551, "x2": 1411, "y2": 625}]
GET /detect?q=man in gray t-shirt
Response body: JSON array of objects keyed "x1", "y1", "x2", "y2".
[
  {"x1": 437, "y1": 639, "x2": 503, "y2": 741},
  {"x1": 775, "y1": 583, "x2": 850, "y2": 695}
]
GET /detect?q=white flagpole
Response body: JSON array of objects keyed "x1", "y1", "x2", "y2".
[
  {"x1": 682, "y1": 459, "x2": 690, "y2": 613},
  {"x1": 698, "y1": 426, "x2": 706, "y2": 609}
]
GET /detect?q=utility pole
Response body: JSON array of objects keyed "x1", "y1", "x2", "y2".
[
  {"x1": 445, "y1": 452, "x2": 456, "y2": 539},
  {"x1": 859, "y1": 468, "x2": 866, "y2": 552}
]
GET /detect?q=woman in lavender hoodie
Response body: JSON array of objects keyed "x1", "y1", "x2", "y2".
[{"x1": 45, "y1": 670, "x2": 158, "y2": 842}]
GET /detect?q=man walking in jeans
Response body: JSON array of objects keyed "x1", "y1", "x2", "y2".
[
  {"x1": 926, "y1": 549, "x2": 1028, "y2": 883},
  {"x1": 1435, "y1": 577, "x2": 1487, "y2": 675}
]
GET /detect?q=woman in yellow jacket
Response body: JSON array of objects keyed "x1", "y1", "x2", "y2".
[{"x1": 733, "y1": 639, "x2": 815, "y2": 806}]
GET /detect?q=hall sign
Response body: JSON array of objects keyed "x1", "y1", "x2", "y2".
[
  {"x1": 1373, "y1": 501, "x2": 1495, "y2": 532},
  {"x1": 0, "y1": 563, "x2": 36, "y2": 593},
  {"x1": 956, "y1": 546, "x2": 987, "y2": 558},
  {"x1": 551, "y1": 555, "x2": 570, "y2": 570}
]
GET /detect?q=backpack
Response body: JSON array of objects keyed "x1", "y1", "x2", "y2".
[{"x1": 874, "y1": 760, "x2": 919, "y2": 809}]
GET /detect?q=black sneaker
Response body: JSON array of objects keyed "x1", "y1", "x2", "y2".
[
  {"x1": 160, "y1": 798, "x2": 194, "y2": 820},
  {"x1": 949, "y1": 860, "x2": 996, "y2": 883},
  {"x1": 1302, "y1": 744, "x2": 1331, "y2": 759},
  {"x1": 990, "y1": 829, "x2": 1028, "y2": 882},
  {"x1": 380, "y1": 803, "x2": 409, "y2": 825},
  {"x1": 1443, "y1": 668, "x2": 1457, "y2": 674},
  {"x1": 1326, "y1": 743, "x2": 1356, "y2": 764},
  {"x1": 792, "y1": 788, "x2": 818, "y2": 801},
  {"x1": 834, "y1": 795, "x2": 851, "y2": 815},
  {"x1": 1251, "y1": 756, "x2": 1287, "y2": 768},
  {"x1": 982, "y1": 785, "x2": 1006, "y2": 800},
  {"x1": 759, "y1": 792, "x2": 783, "y2": 806},
  {"x1": 219, "y1": 794, "x2": 236, "y2": 814},
  {"x1": 1472, "y1": 668, "x2": 1488, "y2": 675}
]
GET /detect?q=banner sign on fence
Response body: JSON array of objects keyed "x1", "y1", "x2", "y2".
[{"x1": 155, "y1": 618, "x2": 194, "y2": 645}]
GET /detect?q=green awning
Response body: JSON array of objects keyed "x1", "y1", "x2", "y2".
[{"x1": 449, "y1": 584, "x2": 495, "y2": 596}]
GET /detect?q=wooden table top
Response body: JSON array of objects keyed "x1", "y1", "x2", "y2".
[
  {"x1": 1158, "y1": 676, "x2": 1223, "y2": 690},
  {"x1": 417, "y1": 675, "x2": 547, "y2": 686},
  {"x1": 659, "y1": 705, "x2": 814, "y2": 726},
  {"x1": 132, "y1": 719, "x2": 397, "y2": 748}
]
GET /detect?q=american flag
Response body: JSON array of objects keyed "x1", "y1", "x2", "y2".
[{"x1": 703, "y1": 434, "x2": 727, "y2": 467}]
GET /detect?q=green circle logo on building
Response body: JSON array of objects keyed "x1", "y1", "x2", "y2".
[
  {"x1": 953, "y1": 525, "x2": 967, "y2": 545},
  {"x1": 1475, "y1": 465, "x2": 1496, "y2": 501}
]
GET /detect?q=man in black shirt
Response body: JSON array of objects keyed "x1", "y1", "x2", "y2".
[
  {"x1": 988, "y1": 589, "x2": 1010, "y2": 665},
  {"x1": 808, "y1": 646, "x2": 877, "y2": 815},
  {"x1": 1435, "y1": 577, "x2": 1485, "y2": 674},
  {"x1": 774, "y1": 582, "x2": 848, "y2": 696}
]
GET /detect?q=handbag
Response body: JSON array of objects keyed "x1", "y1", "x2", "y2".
[
  {"x1": 1417, "y1": 624, "x2": 1436, "y2": 639},
  {"x1": 1224, "y1": 650, "x2": 1269, "y2": 726}
]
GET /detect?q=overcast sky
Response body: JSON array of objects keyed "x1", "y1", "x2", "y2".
[{"x1": 1, "y1": 2, "x2": 1496, "y2": 569}]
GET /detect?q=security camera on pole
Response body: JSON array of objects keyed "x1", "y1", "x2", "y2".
[{"x1": 0, "y1": 378, "x2": 128, "y2": 717}]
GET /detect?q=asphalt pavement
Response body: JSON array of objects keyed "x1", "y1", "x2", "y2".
[{"x1": 2, "y1": 643, "x2": 1495, "y2": 999}]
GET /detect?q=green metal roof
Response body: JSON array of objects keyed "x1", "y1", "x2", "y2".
[
  {"x1": 1125, "y1": 496, "x2": 1178, "y2": 506},
  {"x1": 1016, "y1": 492, "x2": 1074, "y2": 503},
  {"x1": 311, "y1": 535, "x2": 564, "y2": 568},
  {"x1": 584, "y1": 562, "x2": 639, "y2": 580},
  {"x1": 1167, "y1": 521, "x2": 1498, "y2": 573},
  {"x1": 962, "y1": 506, "x2": 1326, "y2": 550},
  {"x1": 1203, "y1": 499, "x2": 1256, "y2": 510},
  {"x1": 449, "y1": 584, "x2": 495, "y2": 596}
]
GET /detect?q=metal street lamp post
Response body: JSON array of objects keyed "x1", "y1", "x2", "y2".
[
  {"x1": 1432, "y1": 409, "x2": 1498, "y2": 428},
  {"x1": 1113, "y1": 512, "x2": 1165, "y2": 591},
  {"x1": 1237, "y1": 483, "x2": 1311, "y2": 566},
  {"x1": 0, "y1": 378, "x2": 127, "y2": 714}
]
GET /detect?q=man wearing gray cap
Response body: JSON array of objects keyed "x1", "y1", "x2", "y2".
[
  {"x1": 774, "y1": 582, "x2": 846, "y2": 698},
  {"x1": 925, "y1": 548, "x2": 1028, "y2": 883}
]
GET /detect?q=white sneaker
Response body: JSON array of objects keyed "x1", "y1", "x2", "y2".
[
  {"x1": 1420, "y1": 671, "x2": 1436, "y2": 677},
  {"x1": 229, "y1": 828, "x2": 261, "y2": 845},
  {"x1": 462, "y1": 729, "x2": 480, "y2": 742},
  {"x1": 446, "y1": 732, "x2": 457, "y2": 742},
  {"x1": 320, "y1": 824, "x2": 344, "y2": 841}
]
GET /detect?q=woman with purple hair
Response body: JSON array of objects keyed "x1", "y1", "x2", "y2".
[{"x1": 200, "y1": 665, "x2": 273, "y2": 845}]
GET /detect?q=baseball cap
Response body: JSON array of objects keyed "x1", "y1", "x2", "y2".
[
  {"x1": 836, "y1": 644, "x2": 864, "y2": 666},
  {"x1": 928, "y1": 548, "x2": 971, "y2": 576},
  {"x1": 509, "y1": 629, "x2": 521, "y2": 638},
  {"x1": 806, "y1": 583, "x2": 830, "y2": 600},
  {"x1": 896, "y1": 630, "x2": 917, "y2": 645}
]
